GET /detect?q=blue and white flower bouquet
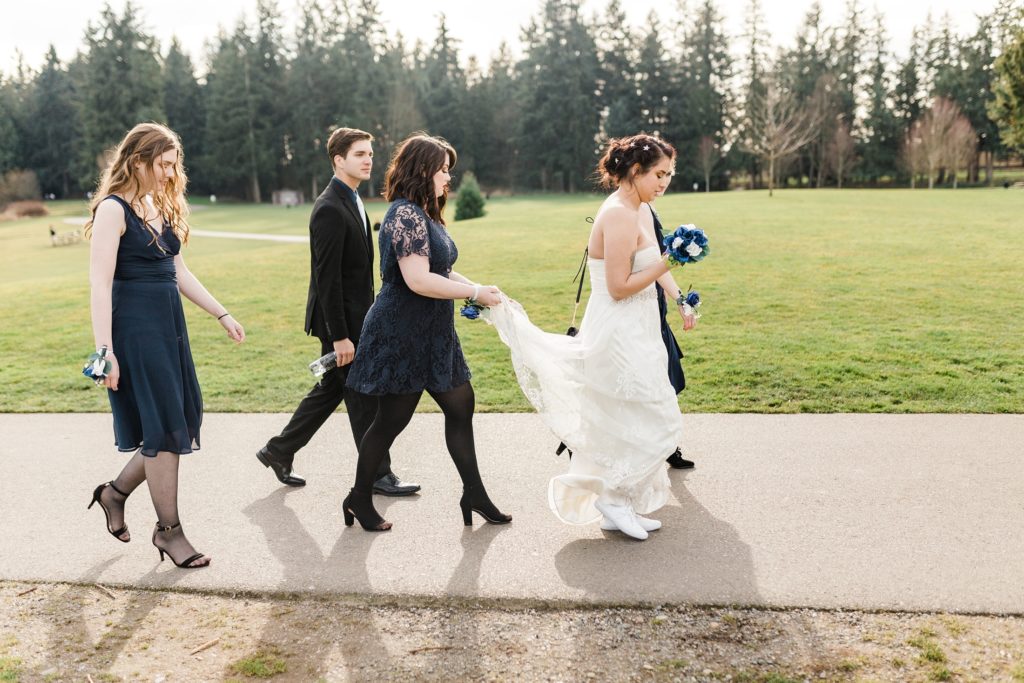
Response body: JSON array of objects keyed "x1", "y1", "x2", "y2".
[{"x1": 663, "y1": 224, "x2": 709, "y2": 267}]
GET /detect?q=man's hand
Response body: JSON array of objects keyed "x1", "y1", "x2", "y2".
[{"x1": 333, "y1": 338, "x2": 356, "y2": 366}]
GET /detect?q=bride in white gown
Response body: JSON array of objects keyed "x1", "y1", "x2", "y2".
[{"x1": 486, "y1": 134, "x2": 683, "y2": 540}]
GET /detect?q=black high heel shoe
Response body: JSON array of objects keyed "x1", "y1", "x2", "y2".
[
  {"x1": 342, "y1": 489, "x2": 392, "y2": 531},
  {"x1": 87, "y1": 481, "x2": 131, "y2": 542},
  {"x1": 152, "y1": 522, "x2": 210, "y2": 568},
  {"x1": 460, "y1": 487, "x2": 512, "y2": 526}
]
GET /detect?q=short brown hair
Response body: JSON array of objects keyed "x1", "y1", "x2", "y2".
[
  {"x1": 383, "y1": 133, "x2": 457, "y2": 224},
  {"x1": 327, "y1": 127, "x2": 373, "y2": 163}
]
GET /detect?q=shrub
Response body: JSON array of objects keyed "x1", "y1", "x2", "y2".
[
  {"x1": 0, "y1": 169, "x2": 42, "y2": 209},
  {"x1": 3, "y1": 200, "x2": 48, "y2": 218},
  {"x1": 454, "y1": 171, "x2": 486, "y2": 221}
]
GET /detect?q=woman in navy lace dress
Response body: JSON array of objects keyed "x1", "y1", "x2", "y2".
[
  {"x1": 86, "y1": 123, "x2": 245, "y2": 568},
  {"x1": 344, "y1": 134, "x2": 510, "y2": 531}
]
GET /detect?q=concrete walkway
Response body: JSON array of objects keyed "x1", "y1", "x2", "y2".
[{"x1": 1, "y1": 413, "x2": 1021, "y2": 614}]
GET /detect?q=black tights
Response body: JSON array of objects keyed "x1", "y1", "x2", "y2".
[{"x1": 354, "y1": 382, "x2": 484, "y2": 494}]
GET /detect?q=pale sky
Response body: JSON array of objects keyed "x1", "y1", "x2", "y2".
[{"x1": 2, "y1": 0, "x2": 992, "y2": 75}]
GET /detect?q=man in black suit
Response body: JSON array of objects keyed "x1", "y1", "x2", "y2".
[{"x1": 256, "y1": 127, "x2": 420, "y2": 495}]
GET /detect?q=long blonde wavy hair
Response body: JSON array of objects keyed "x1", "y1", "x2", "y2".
[{"x1": 84, "y1": 122, "x2": 190, "y2": 247}]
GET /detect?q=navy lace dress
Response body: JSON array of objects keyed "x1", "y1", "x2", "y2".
[
  {"x1": 104, "y1": 195, "x2": 202, "y2": 455},
  {"x1": 346, "y1": 199, "x2": 471, "y2": 395}
]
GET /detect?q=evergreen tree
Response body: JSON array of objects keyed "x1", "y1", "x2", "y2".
[
  {"x1": 894, "y1": 31, "x2": 924, "y2": 139},
  {"x1": 681, "y1": 0, "x2": 732, "y2": 189},
  {"x1": 0, "y1": 70, "x2": 26, "y2": 175},
  {"x1": 203, "y1": 1, "x2": 286, "y2": 202},
  {"x1": 162, "y1": 38, "x2": 206, "y2": 192},
  {"x1": 454, "y1": 171, "x2": 485, "y2": 220},
  {"x1": 285, "y1": 0, "x2": 339, "y2": 198},
  {"x1": 378, "y1": 35, "x2": 426, "y2": 190},
  {"x1": 989, "y1": 28, "x2": 1024, "y2": 153},
  {"x1": 74, "y1": 2, "x2": 164, "y2": 187},
  {"x1": 517, "y1": 0, "x2": 601, "y2": 191},
  {"x1": 596, "y1": 0, "x2": 642, "y2": 138},
  {"x1": 25, "y1": 46, "x2": 80, "y2": 197},
  {"x1": 859, "y1": 14, "x2": 902, "y2": 182},
  {"x1": 340, "y1": 0, "x2": 390, "y2": 195},
  {"x1": 734, "y1": 0, "x2": 769, "y2": 188},
  {"x1": 634, "y1": 13, "x2": 673, "y2": 136},
  {"x1": 465, "y1": 43, "x2": 521, "y2": 190},
  {"x1": 420, "y1": 16, "x2": 469, "y2": 169}
]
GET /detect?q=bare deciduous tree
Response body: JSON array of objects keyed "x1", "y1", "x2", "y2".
[
  {"x1": 945, "y1": 115, "x2": 977, "y2": 189},
  {"x1": 742, "y1": 81, "x2": 822, "y2": 196},
  {"x1": 828, "y1": 121, "x2": 857, "y2": 189},
  {"x1": 902, "y1": 128, "x2": 924, "y2": 188},
  {"x1": 697, "y1": 135, "x2": 719, "y2": 193},
  {"x1": 914, "y1": 97, "x2": 971, "y2": 189}
]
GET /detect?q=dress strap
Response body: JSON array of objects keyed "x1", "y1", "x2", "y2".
[{"x1": 101, "y1": 194, "x2": 139, "y2": 223}]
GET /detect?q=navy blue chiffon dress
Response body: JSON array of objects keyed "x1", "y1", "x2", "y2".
[
  {"x1": 103, "y1": 195, "x2": 202, "y2": 455},
  {"x1": 346, "y1": 198, "x2": 471, "y2": 395}
]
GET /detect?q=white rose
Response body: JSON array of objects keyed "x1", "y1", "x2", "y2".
[
  {"x1": 685, "y1": 242, "x2": 702, "y2": 257},
  {"x1": 671, "y1": 236, "x2": 683, "y2": 250}
]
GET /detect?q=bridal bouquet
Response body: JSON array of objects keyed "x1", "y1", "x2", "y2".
[{"x1": 663, "y1": 225, "x2": 709, "y2": 267}]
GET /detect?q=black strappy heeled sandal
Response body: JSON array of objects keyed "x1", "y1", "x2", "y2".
[
  {"x1": 152, "y1": 522, "x2": 210, "y2": 568},
  {"x1": 87, "y1": 481, "x2": 131, "y2": 542}
]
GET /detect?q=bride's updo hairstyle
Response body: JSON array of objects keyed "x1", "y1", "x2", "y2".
[{"x1": 596, "y1": 133, "x2": 676, "y2": 190}]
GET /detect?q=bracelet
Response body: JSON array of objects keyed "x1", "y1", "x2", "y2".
[
  {"x1": 217, "y1": 312, "x2": 230, "y2": 320},
  {"x1": 96, "y1": 345, "x2": 108, "y2": 358},
  {"x1": 470, "y1": 284, "x2": 480, "y2": 303},
  {"x1": 675, "y1": 293, "x2": 686, "y2": 307}
]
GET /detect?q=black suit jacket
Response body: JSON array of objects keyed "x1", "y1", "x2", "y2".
[{"x1": 304, "y1": 180, "x2": 374, "y2": 343}]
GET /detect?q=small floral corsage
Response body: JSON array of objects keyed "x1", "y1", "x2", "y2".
[
  {"x1": 675, "y1": 286, "x2": 702, "y2": 318},
  {"x1": 460, "y1": 299, "x2": 484, "y2": 320},
  {"x1": 82, "y1": 346, "x2": 112, "y2": 386}
]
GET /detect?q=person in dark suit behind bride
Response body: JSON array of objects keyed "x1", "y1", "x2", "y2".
[{"x1": 255, "y1": 127, "x2": 420, "y2": 497}]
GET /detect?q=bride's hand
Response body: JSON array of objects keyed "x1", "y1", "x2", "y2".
[
  {"x1": 678, "y1": 306, "x2": 697, "y2": 331},
  {"x1": 476, "y1": 286, "x2": 502, "y2": 307}
]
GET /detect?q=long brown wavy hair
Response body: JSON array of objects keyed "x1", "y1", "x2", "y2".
[
  {"x1": 383, "y1": 133, "x2": 457, "y2": 224},
  {"x1": 84, "y1": 122, "x2": 190, "y2": 247}
]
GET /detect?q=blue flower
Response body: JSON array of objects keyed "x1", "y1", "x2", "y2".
[
  {"x1": 685, "y1": 290, "x2": 701, "y2": 307},
  {"x1": 460, "y1": 303, "x2": 481, "y2": 320}
]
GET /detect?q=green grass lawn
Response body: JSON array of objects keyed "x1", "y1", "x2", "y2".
[{"x1": 1, "y1": 188, "x2": 1021, "y2": 413}]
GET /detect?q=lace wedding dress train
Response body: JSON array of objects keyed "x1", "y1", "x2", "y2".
[{"x1": 485, "y1": 245, "x2": 682, "y2": 524}]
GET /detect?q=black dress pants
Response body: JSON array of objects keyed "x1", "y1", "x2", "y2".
[{"x1": 266, "y1": 336, "x2": 390, "y2": 478}]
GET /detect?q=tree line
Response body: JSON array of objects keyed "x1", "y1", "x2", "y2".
[{"x1": 1, "y1": 0, "x2": 1023, "y2": 203}]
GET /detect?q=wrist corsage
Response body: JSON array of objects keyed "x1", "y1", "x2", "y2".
[
  {"x1": 82, "y1": 346, "x2": 112, "y2": 386},
  {"x1": 675, "y1": 286, "x2": 701, "y2": 318},
  {"x1": 460, "y1": 299, "x2": 484, "y2": 320},
  {"x1": 663, "y1": 224, "x2": 710, "y2": 267}
]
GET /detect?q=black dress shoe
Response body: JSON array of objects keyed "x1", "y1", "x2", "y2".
[
  {"x1": 256, "y1": 447, "x2": 306, "y2": 487},
  {"x1": 666, "y1": 448, "x2": 695, "y2": 469},
  {"x1": 372, "y1": 472, "x2": 421, "y2": 496}
]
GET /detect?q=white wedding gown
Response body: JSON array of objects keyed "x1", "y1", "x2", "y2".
[{"x1": 485, "y1": 245, "x2": 683, "y2": 524}]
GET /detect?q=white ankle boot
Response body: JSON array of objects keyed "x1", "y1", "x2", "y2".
[
  {"x1": 601, "y1": 512, "x2": 661, "y2": 532},
  {"x1": 594, "y1": 500, "x2": 648, "y2": 540}
]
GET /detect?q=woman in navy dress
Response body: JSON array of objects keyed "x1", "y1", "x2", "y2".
[
  {"x1": 86, "y1": 123, "x2": 245, "y2": 568},
  {"x1": 344, "y1": 133, "x2": 510, "y2": 531},
  {"x1": 645, "y1": 195, "x2": 698, "y2": 469}
]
